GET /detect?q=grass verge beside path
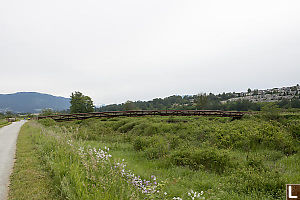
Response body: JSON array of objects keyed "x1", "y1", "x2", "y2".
[
  {"x1": 8, "y1": 122, "x2": 61, "y2": 200},
  {"x1": 0, "y1": 119, "x2": 11, "y2": 128}
]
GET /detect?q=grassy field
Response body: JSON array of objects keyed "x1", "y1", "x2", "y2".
[
  {"x1": 8, "y1": 122, "x2": 61, "y2": 200},
  {"x1": 10, "y1": 113, "x2": 300, "y2": 199}
]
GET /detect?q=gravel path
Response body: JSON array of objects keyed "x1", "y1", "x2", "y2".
[{"x1": 0, "y1": 120, "x2": 26, "y2": 200}]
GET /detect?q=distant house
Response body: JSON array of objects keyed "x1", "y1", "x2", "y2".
[{"x1": 7, "y1": 117, "x2": 16, "y2": 122}]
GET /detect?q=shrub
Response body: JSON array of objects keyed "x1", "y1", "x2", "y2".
[
  {"x1": 112, "y1": 120, "x2": 128, "y2": 131},
  {"x1": 261, "y1": 103, "x2": 280, "y2": 121},
  {"x1": 130, "y1": 123, "x2": 161, "y2": 136},
  {"x1": 130, "y1": 123, "x2": 149, "y2": 135},
  {"x1": 118, "y1": 122, "x2": 137, "y2": 133},
  {"x1": 245, "y1": 154, "x2": 265, "y2": 170},
  {"x1": 167, "y1": 135, "x2": 181, "y2": 149},
  {"x1": 170, "y1": 147, "x2": 235, "y2": 173},
  {"x1": 133, "y1": 136, "x2": 169, "y2": 159},
  {"x1": 143, "y1": 125, "x2": 159, "y2": 136},
  {"x1": 144, "y1": 136, "x2": 168, "y2": 159},
  {"x1": 38, "y1": 118, "x2": 56, "y2": 127},
  {"x1": 286, "y1": 120, "x2": 300, "y2": 140},
  {"x1": 208, "y1": 120, "x2": 297, "y2": 155},
  {"x1": 227, "y1": 167, "x2": 286, "y2": 198},
  {"x1": 133, "y1": 137, "x2": 150, "y2": 151}
]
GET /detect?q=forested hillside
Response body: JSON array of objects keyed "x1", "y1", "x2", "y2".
[{"x1": 97, "y1": 93, "x2": 300, "y2": 112}]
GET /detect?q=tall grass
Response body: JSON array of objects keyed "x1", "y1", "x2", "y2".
[
  {"x1": 35, "y1": 120, "x2": 203, "y2": 199},
  {"x1": 37, "y1": 114, "x2": 300, "y2": 199},
  {"x1": 9, "y1": 122, "x2": 60, "y2": 200}
]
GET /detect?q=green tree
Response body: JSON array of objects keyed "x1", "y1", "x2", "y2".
[
  {"x1": 261, "y1": 103, "x2": 280, "y2": 120},
  {"x1": 123, "y1": 101, "x2": 136, "y2": 111},
  {"x1": 194, "y1": 93, "x2": 208, "y2": 110},
  {"x1": 5, "y1": 111, "x2": 14, "y2": 118},
  {"x1": 70, "y1": 91, "x2": 94, "y2": 113}
]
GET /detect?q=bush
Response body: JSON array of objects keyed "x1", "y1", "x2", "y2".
[
  {"x1": 261, "y1": 103, "x2": 280, "y2": 120},
  {"x1": 112, "y1": 120, "x2": 128, "y2": 131},
  {"x1": 129, "y1": 123, "x2": 161, "y2": 136},
  {"x1": 133, "y1": 137, "x2": 150, "y2": 151},
  {"x1": 208, "y1": 120, "x2": 297, "y2": 155},
  {"x1": 167, "y1": 135, "x2": 181, "y2": 149},
  {"x1": 245, "y1": 155, "x2": 264, "y2": 170},
  {"x1": 133, "y1": 136, "x2": 169, "y2": 159},
  {"x1": 143, "y1": 125, "x2": 159, "y2": 136},
  {"x1": 118, "y1": 122, "x2": 137, "y2": 133},
  {"x1": 227, "y1": 167, "x2": 286, "y2": 198},
  {"x1": 170, "y1": 147, "x2": 235, "y2": 173},
  {"x1": 130, "y1": 123, "x2": 149, "y2": 135},
  {"x1": 144, "y1": 136, "x2": 168, "y2": 159},
  {"x1": 39, "y1": 118, "x2": 56, "y2": 127},
  {"x1": 286, "y1": 120, "x2": 300, "y2": 140}
]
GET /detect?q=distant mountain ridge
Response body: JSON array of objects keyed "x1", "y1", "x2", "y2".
[{"x1": 0, "y1": 92, "x2": 70, "y2": 113}]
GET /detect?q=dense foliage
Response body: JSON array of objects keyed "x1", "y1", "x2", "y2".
[
  {"x1": 70, "y1": 91, "x2": 94, "y2": 113},
  {"x1": 38, "y1": 111, "x2": 300, "y2": 199},
  {"x1": 96, "y1": 93, "x2": 300, "y2": 112}
]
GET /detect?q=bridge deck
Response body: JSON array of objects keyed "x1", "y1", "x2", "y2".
[{"x1": 38, "y1": 110, "x2": 246, "y2": 121}]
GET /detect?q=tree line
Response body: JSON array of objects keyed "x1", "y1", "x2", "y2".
[
  {"x1": 96, "y1": 93, "x2": 300, "y2": 112},
  {"x1": 36, "y1": 91, "x2": 300, "y2": 115}
]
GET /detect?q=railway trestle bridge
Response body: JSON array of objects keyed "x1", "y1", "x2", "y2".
[{"x1": 38, "y1": 110, "x2": 246, "y2": 122}]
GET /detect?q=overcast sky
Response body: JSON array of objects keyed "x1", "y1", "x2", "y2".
[{"x1": 1, "y1": 0, "x2": 300, "y2": 105}]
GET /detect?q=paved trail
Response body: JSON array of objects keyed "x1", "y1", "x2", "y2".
[{"x1": 0, "y1": 120, "x2": 26, "y2": 200}]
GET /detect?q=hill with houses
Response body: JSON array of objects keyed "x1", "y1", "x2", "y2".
[
  {"x1": 222, "y1": 84, "x2": 300, "y2": 103},
  {"x1": 98, "y1": 84, "x2": 300, "y2": 111}
]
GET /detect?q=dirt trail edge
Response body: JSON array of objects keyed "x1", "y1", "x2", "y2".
[{"x1": 0, "y1": 120, "x2": 26, "y2": 200}]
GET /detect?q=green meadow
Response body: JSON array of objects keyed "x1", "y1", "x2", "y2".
[{"x1": 10, "y1": 112, "x2": 300, "y2": 199}]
